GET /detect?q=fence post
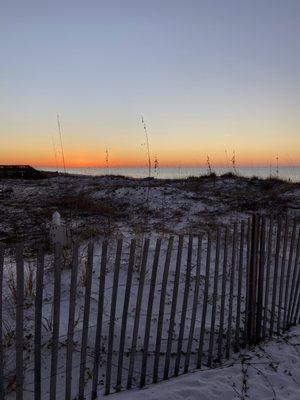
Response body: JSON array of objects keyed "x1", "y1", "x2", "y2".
[
  {"x1": 140, "y1": 238, "x2": 162, "y2": 387},
  {"x1": 174, "y1": 235, "x2": 193, "y2": 376},
  {"x1": 184, "y1": 235, "x2": 202, "y2": 373},
  {"x1": 0, "y1": 244, "x2": 4, "y2": 399},
  {"x1": 164, "y1": 235, "x2": 183, "y2": 380},
  {"x1": 197, "y1": 232, "x2": 211, "y2": 368},
  {"x1": 16, "y1": 243, "x2": 24, "y2": 400},
  {"x1": 34, "y1": 245, "x2": 45, "y2": 400},
  {"x1": 116, "y1": 239, "x2": 136, "y2": 391},
  {"x1": 127, "y1": 238, "x2": 149, "y2": 389},
  {"x1": 153, "y1": 236, "x2": 174, "y2": 383},
  {"x1": 91, "y1": 240, "x2": 108, "y2": 399},
  {"x1": 105, "y1": 239, "x2": 123, "y2": 395},
  {"x1": 65, "y1": 244, "x2": 79, "y2": 400},
  {"x1": 49, "y1": 243, "x2": 62, "y2": 400}
]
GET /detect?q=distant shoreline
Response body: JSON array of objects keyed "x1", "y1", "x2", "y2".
[{"x1": 38, "y1": 166, "x2": 300, "y2": 182}]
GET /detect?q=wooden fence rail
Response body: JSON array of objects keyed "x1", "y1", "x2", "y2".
[{"x1": 0, "y1": 215, "x2": 299, "y2": 399}]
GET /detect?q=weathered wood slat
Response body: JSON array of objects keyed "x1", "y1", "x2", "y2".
[
  {"x1": 235, "y1": 221, "x2": 245, "y2": 349},
  {"x1": 174, "y1": 235, "x2": 193, "y2": 376},
  {"x1": 287, "y1": 228, "x2": 300, "y2": 326},
  {"x1": 282, "y1": 220, "x2": 296, "y2": 329},
  {"x1": 140, "y1": 238, "x2": 162, "y2": 387},
  {"x1": 105, "y1": 239, "x2": 123, "y2": 395},
  {"x1": 34, "y1": 245, "x2": 45, "y2": 400},
  {"x1": 226, "y1": 223, "x2": 237, "y2": 357},
  {"x1": 164, "y1": 235, "x2": 183, "y2": 380},
  {"x1": 184, "y1": 235, "x2": 202, "y2": 373},
  {"x1": 207, "y1": 229, "x2": 221, "y2": 366},
  {"x1": 244, "y1": 218, "x2": 251, "y2": 345},
  {"x1": 127, "y1": 238, "x2": 149, "y2": 389},
  {"x1": 250, "y1": 215, "x2": 260, "y2": 343},
  {"x1": 49, "y1": 243, "x2": 62, "y2": 400},
  {"x1": 0, "y1": 244, "x2": 4, "y2": 399},
  {"x1": 289, "y1": 230, "x2": 300, "y2": 325},
  {"x1": 217, "y1": 228, "x2": 228, "y2": 359},
  {"x1": 269, "y1": 218, "x2": 282, "y2": 335},
  {"x1": 197, "y1": 233, "x2": 211, "y2": 368},
  {"x1": 277, "y1": 217, "x2": 288, "y2": 333},
  {"x1": 91, "y1": 240, "x2": 108, "y2": 399},
  {"x1": 16, "y1": 243, "x2": 24, "y2": 400},
  {"x1": 65, "y1": 244, "x2": 79, "y2": 400},
  {"x1": 116, "y1": 239, "x2": 136, "y2": 391},
  {"x1": 262, "y1": 217, "x2": 273, "y2": 339},
  {"x1": 256, "y1": 216, "x2": 265, "y2": 342},
  {"x1": 153, "y1": 236, "x2": 174, "y2": 383},
  {"x1": 78, "y1": 243, "x2": 94, "y2": 399}
]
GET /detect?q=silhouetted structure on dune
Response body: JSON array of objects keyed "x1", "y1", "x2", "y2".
[{"x1": 0, "y1": 165, "x2": 47, "y2": 179}]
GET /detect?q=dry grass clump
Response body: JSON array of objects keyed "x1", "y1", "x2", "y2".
[{"x1": 43, "y1": 192, "x2": 115, "y2": 217}]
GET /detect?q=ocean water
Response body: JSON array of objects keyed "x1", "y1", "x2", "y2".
[{"x1": 41, "y1": 166, "x2": 300, "y2": 182}]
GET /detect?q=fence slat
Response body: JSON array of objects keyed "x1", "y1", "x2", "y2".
[
  {"x1": 252, "y1": 215, "x2": 260, "y2": 342},
  {"x1": 235, "y1": 221, "x2": 245, "y2": 349},
  {"x1": 49, "y1": 243, "x2": 62, "y2": 400},
  {"x1": 0, "y1": 244, "x2": 4, "y2": 399},
  {"x1": 226, "y1": 223, "x2": 237, "y2": 357},
  {"x1": 116, "y1": 239, "x2": 136, "y2": 391},
  {"x1": 34, "y1": 245, "x2": 45, "y2": 400},
  {"x1": 207, "y1": 229, "x2": 221, "y2": 367},
  {"x1": 174, "y1": 235, "x2": 193, "y2": 376},
  {"x1": 65, "y1": 244, "x2": 79, "y2": 400},
  {"x1": 287, "y1": 228, "x2": 300, "y2": 326},
  {"x1": 105, "y1": 239, "x2": 123, "y2": 395},
  {"x1": 289, "y1": 231, "x2": 300, "y2": 325},
  {"x1": 91, "y1": 240, "x2": 108, "y2": 399},
  {"x1": 262, "y1": 217, "x2": 273, "y2": 339},
  {"x1": 293, "y1": 269, "x2": 300, "y2": 325},
  {"x1": 164, "y1": 235, "x2": 183, "y2": 380},
  {"x1": 283, "y1": 220, "x2": 296, "y2": 329},
  {"x1": 127, "y1": 238, "x2": 149, "y2": 389},
  {"x1": 256, "y1": 217, "x2": 265, "y2": 342},
  {"x1": 16, "y1": 243, "x2": 24, "y2": 400},
  {"x1": 217, "y1": 228, "x2": 228, "y2": 359},
  {"x1": 269, "y1": 218, "x2": 282, "y2": 335},
  {"x1": 184, "y1": 235, "x2": 202, "y2": 373},
  {"x1": 277, "y1": 217, "x2": 288, "y2": 333},
  {"x1": 197, "y1": 233, "x2": 211, "y2": 368},
  {"x1": 140, "y1": 238, "x2": 162, "y2": 387},
  {"x1": 153, "y1": 237, "x2": 174, "y2": 383},
  {"x1": 78, "y1": 242, "x2": 94, "y2": 399},
  {"x1": 244, "y1": 218, "x2": 251, "y2": 345}
]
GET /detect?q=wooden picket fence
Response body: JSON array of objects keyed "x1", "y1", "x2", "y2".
[{"x1": 0, "y1": 214, "x2": 300, "y2": 399}]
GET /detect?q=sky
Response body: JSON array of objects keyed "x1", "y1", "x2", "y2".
[{"x1": 0, "y1": 0, "x2": 300, "y2": 168}]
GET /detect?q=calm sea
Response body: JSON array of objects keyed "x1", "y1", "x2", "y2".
[{"x1": 41, "y1": 166, "x2": 300, "y2": 182}]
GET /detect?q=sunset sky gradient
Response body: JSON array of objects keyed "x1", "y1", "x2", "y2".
[{"x1": 1, "y1": 0, "x2": 300, "y2": 168}]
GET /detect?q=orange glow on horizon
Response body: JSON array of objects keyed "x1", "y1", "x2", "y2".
[{"x1": 1, "y1": 141, "x2": 300, "y2": 169}]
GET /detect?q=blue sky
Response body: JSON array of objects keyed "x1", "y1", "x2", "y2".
[{"x1": 1, "y1": 0, "x2": 300, "y2": 167}]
